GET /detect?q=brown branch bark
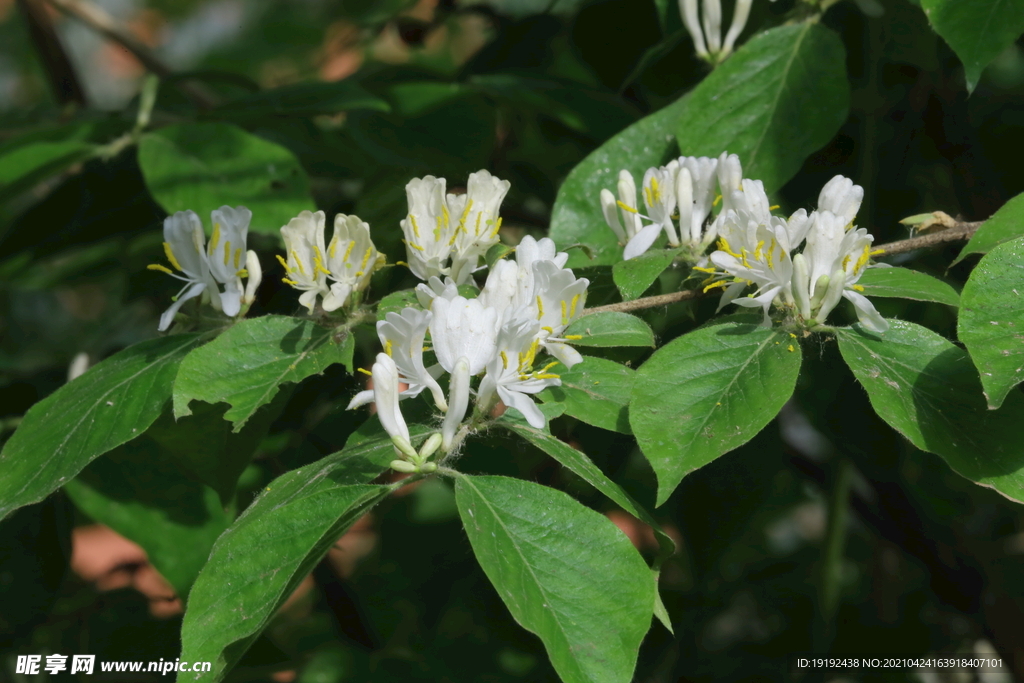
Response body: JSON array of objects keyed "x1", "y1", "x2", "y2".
[
  {"x1": 584, "y1": 220, "x2": 983, "y2": 316},
  {"x1": 16, "y1": 0, "x2": 87, "y2": 106},
  {"x1": 43, "y1": 0, "x2": 218, "y2": 109}
]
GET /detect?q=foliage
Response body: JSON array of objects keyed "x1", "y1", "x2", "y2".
[{"x1": 2, "y1": 0, "x2": 1024, "y2": 681}]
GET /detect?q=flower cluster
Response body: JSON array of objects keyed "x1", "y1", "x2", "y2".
[
  {"x1": 602, "y1": 152, "x2": 742, "y2": 259},
  {"x1": 680, "y1": 0, "x2": 766, "y2": 64},
  {"x1": 400, "y1": 170, "x2": 511, "y2": 284},
  {"x1": 604, "y1": 154, "x2": 887, "y2": 332},
  {"x1": 349, "y1": 174, "x2": 588, "y2": 467},
  {"x1": 277, "y1": 210, "x2": 386, "y2": 313},
  {"x1": 148, "y1": 206, "x2": 262, "y2": 331}
]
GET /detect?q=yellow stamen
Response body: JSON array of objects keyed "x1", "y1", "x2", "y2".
[
  {"x1": 360, "y1": 247, "x2": 373, "y2": 271},
  {"x1": 693, "y1": 266, "x2": 717, "y2": 273},
  {"x1": 404, "y1": 240, "x2": 425, "y2": 252},
  {"x1": 385, "y1": 340, "x2": 393, "y2": 357},
  {"x1": 457, "y1": 199, "x2": 473, "y2": 235},
  {"x1": 536, "y1": 296, "x2": 544, "y2": 320},
  {"x1": 852, "y1": 284, "x2": 865, "y2": 292},
  {"x1": 533, "y1": 373, "x2": 560, "y2": 380},
  {"x1": 409, "y1": 214, "x2": 420, "y2": 238},
  {"x1": 769, "y1": 205, "x2": 780, "y2": 211},
  {"x1": 355, "y1": 271, "x2": 364, "y2": 277},
  {"x1": 489, "y1": 216, "x2": 503, "y2": 238},
  {"x1": 291, "y1": 250, "x2": 306, "y2": 276},
  {"x1": 500, "y1": 351, "x2": 508, "y2": 369},
  {"x1": 754, "y1": 240, "x2": 765, "y2": 260},
  {"x1": 712, "y1": 193, "x2": 723, "y2": 207},
  {"x1": 434, "y1": 215, "x2": 442, "y2": 242},
  {"x1": 767, "y1": 239, "x2": 776, "y2": 268},
  {"x1": 703, "y1": 280, "x2": 730, "y2": 293},
  {"x1": 853, "y1": 244, "x2": 871, "y2": 273},
  {"x1": 163, "y1": 242, "x2": 183, "y2": 272},
  {"x1": 209, "y1": 223, "x2": 221, "y2": 253},
  {"x1": 569, "y1": 293, "x2": 580, "y2": 318},
  {"x1": 342, "y1": 240, "x2": 355, "y2": 264},
  {"x1": 870, "y1": 248, "x2": 885, "y2": 256},
  {"x1": 282, "y1": 277, "x2": 298, "y2": 286},
  {"x1": 223, "y1": 242, "x2": 231, "y2": 266},
  {"x1": 740, "y1": 249, "x2": 751, "y2": 268},
  {"x1": 147, "y1": 263, "x2": 174, "y2": 275},
  {"x1": 539, "y1": 361, "x2": 560, "y2": 374},
  {"x1": 235, "y1": 248, "x2": 242, "y2": 270},
  {"x1": 329, "y1": 236, "x2": 338, "y2": 260},
  {"x1": 717, "y1": 237, "x2": 741, "y2": 259},
  {"x1": 616, "y1": 200, "x2": 638, "y2": 214},
  {"x1": 237, "y1": 269, "x2": 248, "y2": 278},
  {"x1": 787, "y1": 345, "x2": 795, "y2": 352},
  {"x1": 560, "y1": 300, "x2": 567, "y2": 324},
  {"x1": 357, "y1": 367, "x2": 372, "y2": 376},
  {"x1": 563, "y1": 335, "x2": 583, "y2": 340},
  {"x1": 475, "y1": 212, "x2": 483, "y2": 236}
]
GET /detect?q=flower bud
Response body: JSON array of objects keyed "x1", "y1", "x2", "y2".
[{"x1": 242, "y1": 250, "x2": 261, "y2": 306}]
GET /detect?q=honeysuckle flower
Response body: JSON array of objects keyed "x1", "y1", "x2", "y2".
[
  {"x1": 817, "y1": 175, "x2": 864, "y2": 229},
  {"x1": 371, "y1": 353, "x2": 417, "y2": 458},
  {"x1": 680, "y1": 0, "x2": 761, "y2": 63},
  {"x1": 401, "y1": 175, "x2": 454, "y2": 282},
  {"x1": 707, "y1": 221, "x2": 793, "y2": 324},
  {"x1": 600, "y1": 170, "x2": 648, "y2": 252},
  {"x1": 322, "y1": 213, "x2": 383, "y2": 311},
  {"x1": 279, "y1": 210, "x2": 330, "y2": 313},
  {"x1": 149, "y1": 210, "x2": 212, "y2": 332},
  {"x1": 205, "y1": 206, "x2": 252, "y2": 317},
  {"x1": 477, "y1": 317, "x2": 562, "y2": 429},
  {"x1": 349, "y1": 307, "x2": 447, "y2": 411},
  {"x1": 530, "y1": 261, "x2": 589, "y2": 368},
  {"x1": 441, "y1": 357, "x2": 471, "y2": 451},
  {"x1": 793, "y1": 211, "x2": 888, "y2": 332},
  {"x1": 449, "y1": 170, "x2": 511, "y2": 283},
  {"x1": 679, "y1": 154, "x2": 724, "y2": 246},
  {"x1": 429, "y1": 295, "x2": 499, "y2": 375},
  {"x1": 242, "y1": 250, "x2": 261, "y2": 306}
]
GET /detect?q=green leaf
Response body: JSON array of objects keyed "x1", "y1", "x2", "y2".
[
  {"x1": 63, "y1": 429, "x2": 232, "y2": 598},
  {"x1": 958, "y1": 237, "x2": 1024, "y2": 409},
  {"x1": 630, "y1": 320, "x2": 802, "y2": 505},
  {"x1": 537, "y1": 356, "x2": 635, "y2": 433},
  {"x1": 0, "y1": 141, "x2": 95, "y2": 204},
  {"x1": 178, "y1": 425, "x2": 432, "y2": 682},
  {"x1": 675, "y1": 23, "x2": 850, "y2": 194},
  {"x1": 564, "y1": 312, "x2": 655, "y2": 348},
  {"x1": 953, "y1": 192, "x2": 1024, "y2": 265},
  {"x1": 138, "y1": 122, "x2": 314, "y2": 235},
  {"x1": 0, "y1": 334, "x2": 202, "y2": 522},
  {"x1": 499, "y1": 412, "x2": 676, "y2": 630},
  {"x1": 855, "y1": 267, "x2": 960, "y2": 307},
  {"x1": 209, "y1": 80, "x2": 390, "y2": 120},
  {"x1": 549, "y1": 95, "x2": 690, "y2": 268},
  {"x1": 173, "y1": 316, "x2": 354, "y2": 431},
  {"x1": 837, "y1": 321, "x2": 1024, "y2": 503},
  {"x1": 612, "y1": 248, "x2": 681, "y2": 301},
  {"x1": 454, "y1": 474, "x2": 655, "y2": 683},
  {"x1": 375, "y1": 289, "x2": 421, "y2": 320},
  {"x1": 919, "y1": 0, "x2": 1024, "y2": 92}
]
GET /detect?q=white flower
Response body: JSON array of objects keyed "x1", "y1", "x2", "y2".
[
  {"x1": 477, "y1": 317, "x2": 561, "y2": 429},
  {"x1": 242, "y1": 250, "x2": 261, "y2": 306},
  {"x1": 708, "y1": 220, "x2": 793, "y2": 324},
  {"x1": 642, "y1": 163, "x2": 681, "y2": 247},
  {"x1": 679, "y1": 154, "x2": 724, "y2": 245},
  {"x1": 205, "y1": 206, "x2": 252, "y2": 317},
  {"x1": 530, "y1": 261, "x2": 589, "y2": 368},
  {"x1": 817, "y1": 175, "x2": 864, "y2": 228},
  {"x1": 429, "y1": 295, "x2": 499, "y2": 375},
  {"x1": 149, "y1": 207, "x2": 255, "y2": 331},
  {"x1": 323, "y1": 213, "x2": 383, "y2": 311},
  {"x1": 149, "y1": 210, "x2": 212, "y2": 331},
  {"x1": 442, "y1": 357, "x2": 471, "y2": 451},
  {"x1": 449, "y1": 170, "x2": 511, "y2": 283},
  {"x1": 401, "y1": 175, "x2": 454, "y2": 282},
  {"x1": 792, "y1": 211, "x2": 887, "y2": 332},
  {"x1": 600, "y1": 170, "x2": 652, "y2": 257},
  {"x1": 680, "y1": 0, "x2": 758, "y2": 63},
  {"x1": 375, "y1": 307, "x2": 447, "y2": 410},
  {"x1": 371, "y1": 353, "x2": 417, "y2": 458},
  {"x1": 279, "y1": 210, "x2": 330, "y2": 313}
]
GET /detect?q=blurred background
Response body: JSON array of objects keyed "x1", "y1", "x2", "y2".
[{"x1": 2, "y1": 0, "x2": 1024, "y2": 681}]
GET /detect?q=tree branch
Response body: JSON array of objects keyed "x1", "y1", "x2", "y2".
[
  {"x1": 43, "y1": 0, "x2": 218, "y2": 109},
  {"x1": 16, "y1": 0, "x2": 87, "y2": 106},
  {"x1": 584, "y1": 220, "x2": 983, "y2": 316}
]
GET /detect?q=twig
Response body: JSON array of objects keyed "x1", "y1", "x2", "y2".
[
  {"x1": 43, "y1": 0, "x2": 218, "y2": 108},
  {"x1": 16, "y1": 0, "x2": 87, "y2": 106},
  {"x1": 584, "y1": 219, "x2": 983, "y2": 316}
]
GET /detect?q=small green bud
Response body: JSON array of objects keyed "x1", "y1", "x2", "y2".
[
  {"x1": 419, "y1": 433, "x2": 443, "y2": 459},
  {"x1": 390, "y1": 459, "x2": 418, "y2": 473}
]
